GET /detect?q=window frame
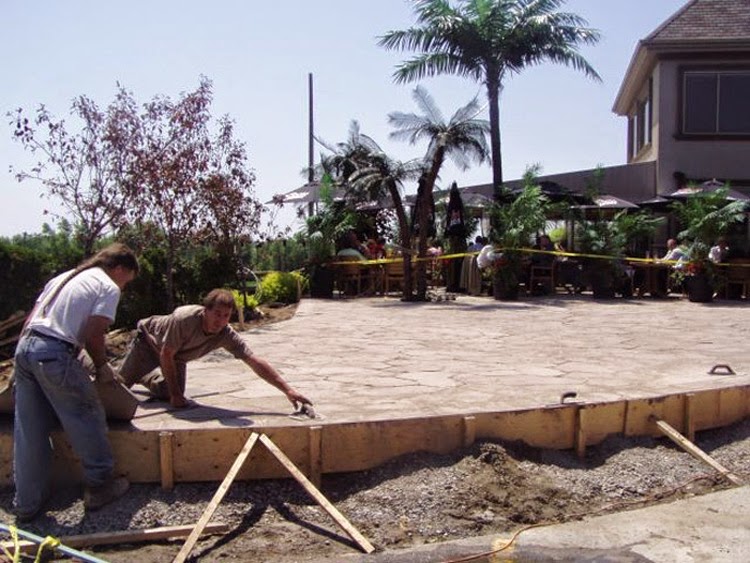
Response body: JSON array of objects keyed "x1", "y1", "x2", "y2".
[{"x1": 679, "y1": 65, "x2": 750, "y2": 139}]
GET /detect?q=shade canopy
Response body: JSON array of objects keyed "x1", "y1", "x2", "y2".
[
  {"x1": 666, "y1": 180, "x2": 750, "y2": 202},
  {"x1": 574, "y1": 194, "x2": 640, "y2": 211},
  {"x1": 512, "y1": 180, "x2": 588, "y2": 204},
  {"x1": 268, "y1": 181, "x2": 339, "y2": 205}
]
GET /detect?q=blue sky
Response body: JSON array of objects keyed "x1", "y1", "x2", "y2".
[{"x1": 1, "y1": 0, "x2": 688, "y2": 237}]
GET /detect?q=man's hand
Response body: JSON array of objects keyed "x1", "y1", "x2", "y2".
[
  {"x1": 95, "y1": 363, "x2": 117, "y2": 382},
  {"x1": 170, "y1": 394, "x2": 197, "y2": 409},
  {"x1": 286, "y1": 388, "x2": 312, "y2": 410}
]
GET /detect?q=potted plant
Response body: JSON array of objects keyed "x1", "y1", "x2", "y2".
[
  {"x1": 303, "y1": 176, "x2": 357, "y2": 298},
  {"x1": 670, "y1": 188, "x2": 747, "y2": 302},
  {"x1": 576, "y1": 210, "x2": 663, "y2": 298},
  {"x1": 487, "y1": 169, "x2": 549, "y2": 300}
]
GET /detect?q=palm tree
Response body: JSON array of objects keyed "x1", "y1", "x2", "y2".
[
  {"x1": 389, "y1": 85, "x2": 491, "y2": 298},
  {"x1": 379, "y1": 0, "x2": 601, "y2": 202},
  {"x1": 319, "y1": 121, "x2": 424, "y2": 300}
]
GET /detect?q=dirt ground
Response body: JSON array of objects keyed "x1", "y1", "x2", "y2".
[{"x1": 2, "y1": 304, "x2": 749, "y2": 562}]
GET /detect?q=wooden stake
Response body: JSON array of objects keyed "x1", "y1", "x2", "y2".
[
  {"x1": 160, "y1": 431, "x2": 175, "y2": 490},
  {"x1": 462, "y1": 416, "x2": 476, "y2": 448},
  {"x1": 173, "y1": 432, "x2": 260, "y2": 563},
  {"x1": 308, "y1": 425, "x2": 323, "y2": 489},
  {"x1": 575, "y1": 406, "x2": 587, "y2": 459},
  {"x1": 259, "y1": 433, "x2": 375, "y2": 554},
  {"x1": 684, "y1": 393, "x2": 695, "y2": 443},
  {"x1": 652, "y1": 417, "x2": 744, "y2": 486}
]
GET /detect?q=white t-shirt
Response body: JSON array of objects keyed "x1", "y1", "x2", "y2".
[{"x1": 26, "y1": 267, "x2": 121, "y2": 347}]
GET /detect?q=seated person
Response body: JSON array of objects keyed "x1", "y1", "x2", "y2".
[
  {"x1": 661, "y1": 239, "x2": 686, "y2": 262},
  {"x1": 366, "y1": 237, "x2": 385, "y2": 259},
  {"x1": 709, "y1": 237, "x2": 729, "y2": 263},
  {"x1": 467, "y1": 236, "x2": 486, "y2": 252},
  {"x1": 531, "y1": 234, "x2": 555, "y2": 267},
  {"x1": 336, "y1": 230, "x2": 368, "y2": 260}
]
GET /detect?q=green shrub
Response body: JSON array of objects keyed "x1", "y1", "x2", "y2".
[
  {"x1": 259, "y1": 271, "x2": 303, "y2": 304},
  {"x1": 230, "y1": 289, "x2": 259, "y2": 312}
]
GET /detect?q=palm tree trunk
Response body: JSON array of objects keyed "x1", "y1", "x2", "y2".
[
  {"x1": 486, "y1": 73, "x2": 503, "y2": 202},
  {"x1": 387, "y1": 183, "x2": 414, "y2": 300}
]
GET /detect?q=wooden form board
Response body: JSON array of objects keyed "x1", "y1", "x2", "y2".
[{"x1": 1, "y1": 384, "x2": 749, "y2": 486}]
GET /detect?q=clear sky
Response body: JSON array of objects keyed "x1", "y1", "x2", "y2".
[{"x1": 1, "y1": 0, "x2": 688, "y2": 237}]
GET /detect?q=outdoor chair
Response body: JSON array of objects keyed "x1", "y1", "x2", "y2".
[
  {"x1": 383, "y1": 259, "x2": 412, "y2": 295},
  {"x1": 529, "y1": 264, "x2": 555, "y2": 295},
  {"x1": 334, "y1": 257, "x2": 367, "y2": 297},
  {"x1": 722, "y1": 259, "x2": 750, "y2": 299}
]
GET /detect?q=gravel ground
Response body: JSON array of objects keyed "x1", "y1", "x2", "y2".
[{"x1": 2, "y1": 418, "x2": 749, "y2": 562}]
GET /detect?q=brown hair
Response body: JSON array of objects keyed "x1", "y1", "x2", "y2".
[{"x1": 203, "y1": 288, "x2": 237, "y2": 312}]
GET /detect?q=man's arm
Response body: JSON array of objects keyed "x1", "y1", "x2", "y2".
[
  {"x1": 160, "y1": 344, "x2": 189, "y2": 408},
  {"x1": 83, "y1": 315, "x2": 113, "y2": 369},
  {"x1": 242, "y1": 353, "x2": 312, "y2": 408}
]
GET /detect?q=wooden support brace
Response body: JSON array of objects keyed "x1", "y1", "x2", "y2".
[
  {"x1": 652, "y1": 417, "x2": 744, "y2": 486},
  {"x1": 462, "y1": 416, "x2": 476, "y2": 448},
  {"x1": 575, "y1": 406, "x2": 587, "y2": 460},
  {"x1": 308, "y1": 425, "x2": 323, "y2": 489},
  {"x1": 173, "y1": 432, "x2": 260, "y2": 563},
  {"x1": 160, "y1": 431, "x2": 175, "y2": 491},
  {"x1": 684, "y1": 394, "x2": 695, "y2": 443},
  {"x1": 1, "y1": 523, "x2": 229, "y2": 554},
  {"x1": 259, "y1": 433, "x2": 375, "y2": 554}
]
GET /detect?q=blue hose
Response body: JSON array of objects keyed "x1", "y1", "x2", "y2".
[{"x1": 1, "y1": 522, "x2": 110, "y2": 563}]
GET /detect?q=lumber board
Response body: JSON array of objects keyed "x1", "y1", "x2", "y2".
[
  {"x1": 259, "y1": 433, "x2": 375, "y2": 554},
  {"x1": 173, "y1": 431, "x2": 260, "y2": 563},
  {"x1": 160, "y1": 431, "x2": 175, "y2": 490},
  {"x1": 0, "y1": 310, "x2": 25, "y2": 334},
  {"x1": 653, "y1": 418, "x2": 744, "y2": 486},
  {"x1": 0, "y1": 523, "x2": 229, "y2": 553}
]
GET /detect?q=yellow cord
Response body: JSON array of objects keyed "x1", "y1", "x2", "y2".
[{"x1": 34, "y1": 535, "x2": 61, "y2": 563}]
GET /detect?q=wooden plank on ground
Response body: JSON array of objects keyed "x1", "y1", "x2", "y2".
[
  {"x1": 0, "y1": 523, "x2": 229, "y2": 553},
  {"x1": 653, "y1": 418, "x2": 745, "y2": 486},
  {"x1": 173, "y1": 431, "x2": 260, "y2": 563},
  {"x1": 259, "y1": 433, "x2": 375, "y2": 554}
]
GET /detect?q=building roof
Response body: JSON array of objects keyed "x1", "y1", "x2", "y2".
[
  {"x1": 613, "y1": 0, "x2": 750, "y2": 115},
  {"x1": 646, "y1": 0, "x2": 750, "y2": 42}
]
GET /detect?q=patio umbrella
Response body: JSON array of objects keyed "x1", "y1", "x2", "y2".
[
  {"x1": 512, "y1": 180, "x2": 588, "y2": 204},
  {"x1": 444, "y1": 182, "x2": 467, "y2": 239},
  {"x1": 571, "y1": 194, "x2": 640, "y2": 220},
  {"x1": 444, "y1": 182, "x2": 467, "y2": 292},
  {"x1": 666, "y1": 179, "x2": 750, "y2": 202}
]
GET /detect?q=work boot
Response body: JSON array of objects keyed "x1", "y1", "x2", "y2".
[
  {"x1": 84, "y1": 477, "x2": 130, "y2": 510},
  {"x1": 14, "y1": 505, "x2": 43, "y2": 523}
]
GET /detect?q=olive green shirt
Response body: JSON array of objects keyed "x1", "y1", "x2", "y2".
[{"x1": 137, "y1": 305, "x2": 252, "y2": 363}]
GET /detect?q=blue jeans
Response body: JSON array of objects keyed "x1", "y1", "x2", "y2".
[{"x1": 13, "y1": 333, "x2": 114, "y2": 514}]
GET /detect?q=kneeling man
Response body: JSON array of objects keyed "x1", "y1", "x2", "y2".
[{"x1": 119, "y1": 288, "x2": 311, "y2": 409}]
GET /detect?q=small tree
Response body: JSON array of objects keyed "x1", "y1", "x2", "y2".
[
  {"x1": 131, "y1": 78, "x2": 261, "y2": 309},
  {"x1": 9, "y1": 86, "x2": 141, "y2": 255},
  {"x1": 388, "y1": 86, "x2": 490, "y2": 299}
]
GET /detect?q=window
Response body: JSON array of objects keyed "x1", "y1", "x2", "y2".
[
  {"x1": 629, "y1": 78, "x2": 653, "y2": 159},
  {"x1": 683, "y1": 70, "x2": 750, "y2": 135}
]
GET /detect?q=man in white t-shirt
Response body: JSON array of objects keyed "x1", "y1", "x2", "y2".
[{"x1": 12, "y1": 243, "x2": 139, "y2": 522}]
